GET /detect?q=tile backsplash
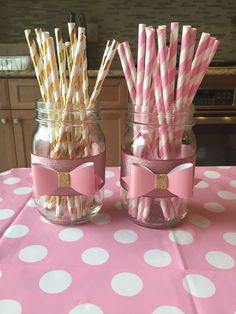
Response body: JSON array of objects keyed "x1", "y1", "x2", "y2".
[{"x1": 0, "y1": 0, "x2": 236, "y2": 68}]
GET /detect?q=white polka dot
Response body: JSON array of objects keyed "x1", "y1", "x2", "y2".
[
  {"x1": 0, "y1": 170, "x2": 11, "y2": 176},
  {"x1": 14, "y1": 187, "x2": 32, "y2": 195},
  {"x1": 26, "y1": 199, "x2": 36, "y2": 207},
  {"x1": 105, "y1": 170, "x2": 115, "y2": 178},
  {"x1": 152, "y1": 305, "x2": 184, "y2": 314},
  {"x1": 144, "y1": 249, "x2": 172, "y2": 267},
  {"x1": 111, "y1": 272, "x2": 143, "y2": 296},
  {"x1": 229, "y1": 180, "x2": 236, "y2": 188},
  {"x1": 59, "y1": 228, "x2": 84, "y2": 242},
  {"x1": 169, "y1": 230, "x2": 193, "y2": 245},
  {"x1": 3, "y1": 177, "x2": 21, "y2": 185},
  {"x1": 39, "y1": 270, "x2": 72, "y2": 294},
  {"x1": 195, "y1": 181, "x2": 209, "y2": 189},
  {"x1": 0, "y1": 299, "x2": 22, "y2": 314},
  {"x1": 205, "y1": 251, "x2": 235, "y2": 269},
  {"x1": 188, "y1": 214, "x2": 210, "y2": 228},
  {"x1": 4, "y1": 224, "x2": 29, "y2": 238},
  {"x1": 0, "y1": 197, "x2": 2, "y2": 202},
  {"x1": 115, "y1": 201, "x2": 122, "y2": 209},
  {"x1": 0, "y1": 209, "x2": 15, "y2": 220},
  {"x1": 81, "y1": 247, "x2": 109, "y2": 265},
  {"x1": 69, "y1": 303, "x2": 103, "y2": 314},
  {"x1": 90, "y1": 213, "x2": 111, "y2": 224},
  {"x1": 204, "y1": 202, "x2": 225, "y2": 213},
  {"x1": 217, "y1": 166, "x2": 231, "y2": 169},
  {"x1": 104, "y1": 189, "x2": 113, "y2": 198},
  {"x1": 223, "y1": 232, "x2": 236, "y2": 246},
  {"x1": 217, "y1": 190, "x2": 236, "y2": 200},
  {"x1": 203, "y1": 171, "x2": 221, "y2": 179},
  {"x1": 0, "y1": 270, "x2": 2, "y2": 278},
  {"x1": 18, "y1": 245, "x2": 48, "y2": 263},
  {"x1": 116, "y1": 180, "x2": 121, "y2": 188},
  {"x1": 183, "y1": 274, "x2": 215, "y2": 298},
  {"x1": 114, "y1": 229, "x2": 138, "y2": 244}
]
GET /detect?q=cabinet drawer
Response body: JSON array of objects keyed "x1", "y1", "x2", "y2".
[
  {"x1": 8, "y1": 78, "x2": 40, "y2": 109},
  {"x1": 0, "y1": 79, "x2": 10, "y2": 109}
]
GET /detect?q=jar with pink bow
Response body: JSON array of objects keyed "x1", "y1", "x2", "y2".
[
  {"x1": 31, "y1": 101, "x2": 106, "y2": 224},
  {"x1": 120, "y1": 106, "x2": 198, "y2": 228}
]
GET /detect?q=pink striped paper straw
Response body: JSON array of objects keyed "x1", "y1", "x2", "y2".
[
  {"x1": 117, "y1": 43, "x2": 136, "y2": 103},
  {"x1": 157, "y1": 26, "x2": 170, "y2": 112},
  {"x1": 188, "y1": 37, "x2": 219, "y2": 105},
  {"x1": 168, "y1": 22, "x2": 179, "y2": 107},
  {"x1": 186, "y1": 32, "x2": 211, "y2": 100},
  {"x1": 136, "y1": 24, "x2": 146, "y2": 110},
  {"x1": 152, "y1": 52, "x2": 164, "y2": 113},
  {"x1": 175, "y1": 25, "x2": 192, "y2": 111},
  {"x1": 142, "y1": 27, "x2": 154, "y2": 111},
  {"x1": 182, "y1": 27, "x2": 197, "y2": 106},
  {"x1": 123, "y1": 41, "x2": 137, "y2": 91}
]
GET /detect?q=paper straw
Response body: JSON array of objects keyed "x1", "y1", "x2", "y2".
[
  {"x1": 168, "y1": 22, "x2": 179, "y2": 106},
  {"x1": 136, "y1": 24, "x2": 146, "y2": 109},
  {"x1": 89, "y1": 40, "x2": 118, "y2": 107},
  {"x1": 142, "y1": 27, "x2": 154, "y2": 111},
  {"x1": 24, "y1": 29, "x2": 47, "y2": 102},
  {"x1": 47, "y1": 36, "x2": 61, "y2": 104},
  {"x1": 175, "y1": 25, "x2": 192, "y2": 111},
  {"x1": 55, "y1": 28, "x2": 67, "y2": 105},
  {"x1": 157, "y1": 26, "x2": 170, "y2": 112},
  {"x1": 123, "y1": 41, "x2": 137, "y2": 90},
  {"x1": 117, "y1": 43, "x2": 136, "y2": 103},
  {"x1": 68, "y1": 22, "x2": 77, "y2": 58},
  {"x1": 66, "y1": 35, "x2": 86, "y2": 106},
  {"x1": 65, "y1": 42, "x2": 73, "y2": 75}
]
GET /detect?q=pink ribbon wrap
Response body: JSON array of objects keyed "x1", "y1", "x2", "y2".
[
  {"x1": 121, "y1": 151, "x2": 199, "y2": 199},
  {"x1": 31, "y1": 151, "x2": 105, "y2": 197}
]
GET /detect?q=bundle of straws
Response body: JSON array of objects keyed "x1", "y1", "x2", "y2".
[
  {"x1": 25, "y1": 24, "x2": 118, "y2": 220},
  {"x1": 118, "y1": 23, "x2": 219, "y2": 223}
]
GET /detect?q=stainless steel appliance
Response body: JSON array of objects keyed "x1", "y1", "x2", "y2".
[{"x1": 193, "y1": 68, "x2": 236, "y2": 165}]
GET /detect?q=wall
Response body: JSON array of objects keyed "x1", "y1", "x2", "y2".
[{"x1": 0, "y1": 0, "x2": 236, "y2": 68}]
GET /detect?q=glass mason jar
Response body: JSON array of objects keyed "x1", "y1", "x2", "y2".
[
  {"x1": 120, "y1": 105, "x2": 197, "y2": 228},
  {"x1": 31, "y1": 101, "x2": 106, "y2": 224}
]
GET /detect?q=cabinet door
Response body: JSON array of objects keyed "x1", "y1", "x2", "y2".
[
  {"x1": 11, "y1": 110, "x2": 36, "y2": 167},
  {"x1": 0, "y1": 79, "x2": 10, "y2": 109},
  {"x1": 0, "y1": 110, "x2": 17, "y2": 171},
  {"x1": 100, "y1": 110, "x2": 126, "y2": 166},
  {"x1": 8, "y1": 79, "x2": 40, "y2": 109}
]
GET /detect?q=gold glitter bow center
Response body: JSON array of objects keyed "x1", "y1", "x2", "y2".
[
  {"x1": 58, "y1": 172, "x2": 70, "y2": 187},
  {"x1": 155, "y1": 173, "x2": 168, "y2": 189}
]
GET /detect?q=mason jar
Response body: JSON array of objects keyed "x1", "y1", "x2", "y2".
[
  {"x1": 120, "y1": 105, "x2": 197, "y2": 228},
  {"x1": 31, "y1": 101, "x2": 106, "y2": 224}
]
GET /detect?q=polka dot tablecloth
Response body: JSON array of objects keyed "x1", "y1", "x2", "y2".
[{"x1": 0, "y1": 167, "x2": 236, "y2": 314}]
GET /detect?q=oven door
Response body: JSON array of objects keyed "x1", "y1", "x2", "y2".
[{"x1": 194, "y1": 116, "x2": 236, "y2": 166}]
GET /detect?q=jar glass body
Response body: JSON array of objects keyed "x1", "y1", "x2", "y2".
[
  {"x1": 32, "y1": 101, "x2": 105, "y2": 224},
  {"x1": 121, "y1": 107, "x2": 197, "y2": 228}
]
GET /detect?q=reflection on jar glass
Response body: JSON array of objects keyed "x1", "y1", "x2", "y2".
[
  {"x1": 120, "y1": 104, "x2": 197, "y2": 229},
  {"x1": 32, "y1": 101, "x2": 106, "y2": 225}
]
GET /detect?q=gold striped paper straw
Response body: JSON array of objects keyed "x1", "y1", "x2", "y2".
[
  {"x1": 66, "y1": 35, "x2": 86, "y2": 107},
  {"x1": 55, "y1": 28, "x2": 68, "y2": 105},
  {"x1": 78, "y1": 27, "x2": 89, "y2": 106},
  {"x1": 41, "y1": 31, "x2": 54, "y2": 103},
  {"x1": 24, "y1": 29, "x2": 47, "y2": 102},
  {"x1": 89, "y1": 40, "x2": 119, "y2": 107},
  {"x1": 65, "y1": 41, "x2": 73, "y2": 76},
  {"x1": 47, "y1": 36, "x2": 61, "y2": 105},
  {"x1": 68, "y1": 22, "x2": 77, "y2": 58}
]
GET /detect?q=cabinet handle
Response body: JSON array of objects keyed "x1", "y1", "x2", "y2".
[
  {"x1": 13, "y1": 118, "x2": 21, "y2": 124},
  {"x1": 0, "y1": 118, "x2": 7, "y2": 124}
]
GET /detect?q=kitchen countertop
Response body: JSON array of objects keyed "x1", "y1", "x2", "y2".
[{"x1": 1, "y1": 67, "x2": 236, "y2": 78}]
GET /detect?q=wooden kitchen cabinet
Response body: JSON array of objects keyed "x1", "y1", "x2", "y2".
[
  {"x1": 0, "y1": 77, "x2": 128, "y2": 171},
  {"x1": 0, "y1": 110, "x2": 17, "y2": 171}
]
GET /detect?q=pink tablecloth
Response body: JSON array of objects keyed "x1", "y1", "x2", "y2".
[{"x1": 0, "y1": 167, "x2": 236, "y2": 314}]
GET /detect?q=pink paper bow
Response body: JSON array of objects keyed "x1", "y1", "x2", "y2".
[
  {"x1": 31, "y1": 162, "x2": 102, "y2": 197},
  {"x1": 122, "y1": 163, "x2": 199, "y2": 199}
]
